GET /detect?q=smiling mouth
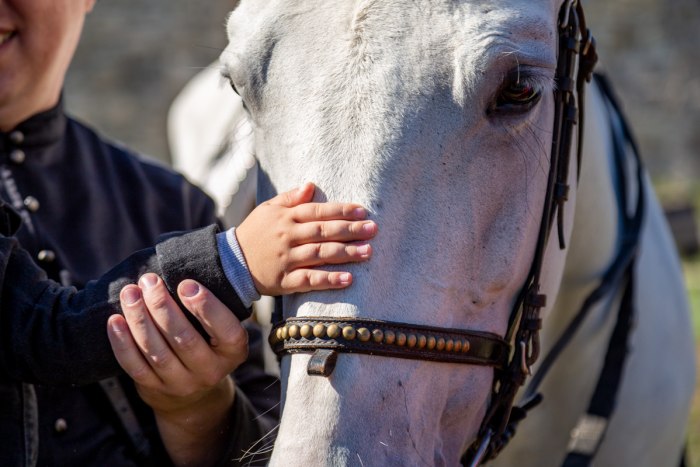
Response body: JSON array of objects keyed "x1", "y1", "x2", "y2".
[{"x1": 0, "y1": 31, "x2": 16, "y2": 46}]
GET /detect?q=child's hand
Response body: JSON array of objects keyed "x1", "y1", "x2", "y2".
[{"x1": 235, "y1": 182, "x2": 377, "y2": 295}]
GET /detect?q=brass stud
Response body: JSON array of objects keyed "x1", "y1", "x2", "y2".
[
  {"x1": 396, "y1": 333, "x2": 407, "y2": 346},
  {"x1": 407, "y1": 334, "x2": 417, "y2": 348},
  {"x1": 280, "y1": 327, "x2": 289, "y2": 340},
  {"x1": 313, "y1": 324, "x2": 326, "y2": 338},
  {"x1": 384, "y1": 330, "x2": 396, "y2": 345},
  {"x1": 357, "y1": 328, "x2": 370, "y2": 342},
  {"x1": 327, "y1": 324, "x2": 341, "y2": 339},
  {"x1": 417, "y1": 335, "x2": 427, "y2": 349},
  {"x1": 288, "y1": 324, "x2": 300, "y2": 339},
  {"x1": 300, "y1": 324, "x2": 313, "y2": 338},
  {"x1": 342, "y1": 326, "x2": 356, "y2": 340},
  {"x1": 462, "y1": 340, "x2": 471, "y2": 353},
  {"x1": 436, "y1": 337, "x2": 446, "y2": 351},
  {"x1": 454, "y1": 340, "x2": 463, "y2": 352},
  {"x1": 372, "y1": 329, "x2": 384, "y2": 343},
  {"x1": 427, "y1": 336, "x2": 436, "y2": 350},
  {"x1": 276, "y1": 328, "x2": 283, "y2": 341},
  {"x1": 445, "y1": 339, "x2": 454, "y2": 352}
]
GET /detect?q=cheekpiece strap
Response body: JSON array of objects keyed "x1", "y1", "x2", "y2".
[{"x1": 270, "y1": 317, "x2": 509, "y2": 375}]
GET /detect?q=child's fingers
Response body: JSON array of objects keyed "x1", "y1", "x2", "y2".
[
  {"x1": 280, "y1": 269, "x2": 353, "y2": 293},
  {"x1": 266, "y1": 183, "x2": 316, "y2": 208},
  {"x1": 292, "y1": 202, "x2": 368, "y2": 222},
  {"x1": 289, "y1": 242, "x2": 372, "y2": 268},
  {"x1": 291, "y1": 220, "x2": 377, "y2": 244}
]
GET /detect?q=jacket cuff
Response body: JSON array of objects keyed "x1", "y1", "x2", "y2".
[{"x1": 155, "y1": 225, "x2": 252, "y2": 322}]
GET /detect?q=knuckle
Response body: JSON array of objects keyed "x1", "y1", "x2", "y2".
[
  {"x1": 127, "y1": 310, "x2": 149, "y2": 328},
  {"x1": 172, "y1": 327, "x2": 199, "y2": 351},
  {"x1": 148, "y1": 348, "x2": 172, "y2": 370},
  {"x1": 147, "y1": 290, "x2": 171, "y2": 311},
  {"x1": 129, "y1": 363, "x2": 152, "y2": 383},
  {"x1": 202, "y1": 369, "x2": 226, "y2": 388},
  {"x1": 307, "y1": 271, "x2": 323, "y2": 288},
  {"x1": 313, "y1": 242, "x2": 323, "y2": 260}
]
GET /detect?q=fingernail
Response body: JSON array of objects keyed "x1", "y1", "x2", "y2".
[
  {"x1": 357, "y1": 244, "x2": 371, "y2": 256},
  {"x1": 362, "y1": 222, "x2": 377, "y2": 234},
  {"x1": 139, "y1": 274, "x2": 158, "y2": 289},
  {"x1": 109, "y1": 317, "x2": 125, "y2": 334},
  {"x1": 122, "y1": 287, "x2": 141, "y2": 305},
  {"x1": 353, "y1": 208, "x2": 367, "y2": 219},
  {"x1": 339, "y1": 273, "x2": 351, "y2": 284},
  {"x1": 180, "y1": 280, "x2": 200, "y2": 298}
]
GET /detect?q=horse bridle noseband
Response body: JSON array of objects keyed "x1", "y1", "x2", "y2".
[{"x1": 268, "y1": 1, "x2": 598, "y2": 464}]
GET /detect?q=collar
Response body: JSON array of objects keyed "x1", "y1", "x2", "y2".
[{"x1": 1, "y1": 99, "x2": 67, "y2": 152}]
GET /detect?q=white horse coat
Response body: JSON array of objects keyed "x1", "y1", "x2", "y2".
[{"x1": 173, "y1": 0, "x2": 695, "y2": 464}]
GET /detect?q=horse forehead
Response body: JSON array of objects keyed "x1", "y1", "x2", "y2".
[{"x1": 227, "y1": 0, "x2": 560, "y2": 71}]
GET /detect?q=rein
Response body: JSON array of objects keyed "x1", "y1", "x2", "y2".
[{"x1": 268, "y1": 0, "x2": 599, "y2": 464}]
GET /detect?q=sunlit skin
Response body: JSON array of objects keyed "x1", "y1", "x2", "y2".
[{"x1": 0, "y1": 0, "x2": 95, "y2": 131}]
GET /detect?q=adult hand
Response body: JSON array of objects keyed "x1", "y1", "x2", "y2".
[
  {"x1": 235, "y1": 182, "x2": 378, "y2": 296},
  {"x1": 107, "y1": 273, "x2": 246, "y2": 466}
]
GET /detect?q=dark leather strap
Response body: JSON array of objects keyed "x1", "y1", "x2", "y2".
[
  {"x1": 270, "y1": 318, "x2": 509, "y2": 369},
  {"x1": 561, "y1": 268, "x2": 635, "y2": 465}
]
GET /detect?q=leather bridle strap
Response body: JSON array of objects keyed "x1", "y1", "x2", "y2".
[
  {"x1": 270, "y1": 317, "x2": 509, "y2": 376},
  {"x1": 463, "y1": 1, "x2": 597, "y2": 465}
]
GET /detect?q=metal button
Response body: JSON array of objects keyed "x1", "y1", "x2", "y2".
[
  {"x1": 9, "y1": 130, "x2": 24, "y2": 145},
  {"x1": 9, "y1": 149, "x2": 25, "y2": 164},
  {"x1": 37, "y1": 250, "x2": 56, "y2": 262},
  {"x1": 54, "y1": 418, "x2": 68, "y2": 433},
  {"x1": 23, "y1": 196, "x2": 39, "y2": 212}
]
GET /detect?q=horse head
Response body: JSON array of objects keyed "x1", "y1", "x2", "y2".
[{"x1": 221, "y1": 0, "x2": 619, "y2": 464}]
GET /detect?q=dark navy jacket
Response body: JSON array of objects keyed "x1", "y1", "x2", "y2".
[{"x1": 0, "y1": 102, "x2": 278, "y2": 466}]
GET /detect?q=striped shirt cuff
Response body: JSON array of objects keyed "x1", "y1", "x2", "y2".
[{"x1": 216, "y1": 228, "x2": 261, "y2": 308}]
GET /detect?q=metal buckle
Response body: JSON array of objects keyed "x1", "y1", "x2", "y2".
[{"x1": 566, "y1": 414, "x2": 608, "y2": 455}]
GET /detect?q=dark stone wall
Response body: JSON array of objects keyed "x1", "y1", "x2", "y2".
[
  {"x1": 64, "y1": 1, "x2": 234, "y2": 162},
  {"x1": 65, "y1": 1, "x2": 700, "y2": 184}
]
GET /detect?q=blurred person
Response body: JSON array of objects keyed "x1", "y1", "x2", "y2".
[{"x1": 0, "y1": 0, "x2": 376, "y2": 465}]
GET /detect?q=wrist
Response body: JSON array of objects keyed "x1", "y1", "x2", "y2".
[
  {"x1": 154, "y1": 377, "x2": 236, "y2": 466},
  {"x1": 216, "y1": 228, "x2": 261, "y2": 307}
]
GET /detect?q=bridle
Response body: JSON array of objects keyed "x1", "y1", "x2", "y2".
[{"x1": 268, "y1": 0, "x2": 598, "y2": 464}]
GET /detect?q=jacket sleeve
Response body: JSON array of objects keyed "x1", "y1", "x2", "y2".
[{"x1": 0, "y1": 222, "x2": 251, "y2": 385}]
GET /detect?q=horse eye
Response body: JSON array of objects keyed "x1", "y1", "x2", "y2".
[
  {"x1": 229, "y1": 79, "x2": 240, "y2": 96},
  {"x1": 489, "y1": 78, "x2": 542, "y2": 115}
]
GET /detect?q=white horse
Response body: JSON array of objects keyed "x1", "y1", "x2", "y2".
[{"x1": 192, "y1": 0, "x2": 695, "y2": 464}]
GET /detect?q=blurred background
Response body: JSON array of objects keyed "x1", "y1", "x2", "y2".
[{"x1": 65, "y1": 0, "x2": 700, "y2": 463}]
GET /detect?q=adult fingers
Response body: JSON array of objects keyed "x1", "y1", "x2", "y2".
[
  {"x1": 108, "y1": 290, "x2": 161, "y2": 388},
  {"x1": 177, "y1": 280, "x2": 249, "y2": 372},
  {"x1": 290, "y1": 219, "x2": 377, "y2": 245},
  {"x1": 280, "y1": 269, "x2": 354, "y2": 293},
  {"x1": 288, "y1": 242, "x2": 372, "y2": 269},
  {"x1": 137, "y1": 274, "x2": 227, "y2": 381},
  {"x1": 123, "y1": 274, "x2": 190, "y2": 379}
]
